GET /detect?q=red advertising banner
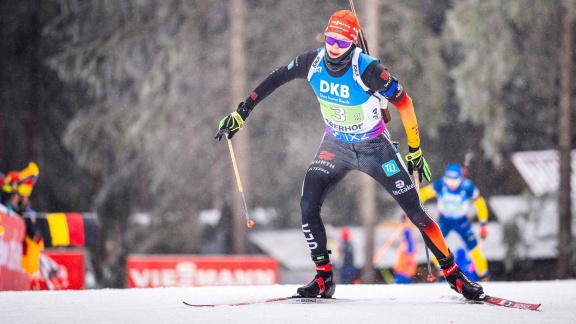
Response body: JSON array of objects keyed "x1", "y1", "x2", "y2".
[
  {"x1": 126, "y1": 255, "x2": 279, "y2": 288},
  {"x1": 0, "y1": 211, "x2": 29, "y2": 291}
]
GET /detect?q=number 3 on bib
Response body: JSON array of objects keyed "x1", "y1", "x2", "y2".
[{"x1": 331, "y1": 106, "x2": 346, "y2": 122}]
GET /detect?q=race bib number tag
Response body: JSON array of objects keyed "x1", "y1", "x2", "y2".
[{"x1": 320, "y1": 101, "x2": 365, "y2": 126}]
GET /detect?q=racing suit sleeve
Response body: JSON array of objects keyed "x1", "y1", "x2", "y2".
[
  {"x1": 419, "y1": 184, "x2": 437, "y2": 203},
  {"x1": 474, "y1": 196, "x2": 489, "y2": 223},
  {"x1": 470, "y1": 185, "x2": 489, "y2": 223},
  {"x1": 242, "y1": 50, "x2": 318, "y2": 112},
  {"x1": 361, "y1": 61, "x2": 420, "y2": 148}
]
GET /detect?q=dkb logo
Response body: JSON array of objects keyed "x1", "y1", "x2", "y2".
[{"x1": 320, "y1": 80, "x2": 350, "y2": 98}]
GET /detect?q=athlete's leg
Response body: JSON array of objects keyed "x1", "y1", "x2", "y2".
[
  {"x1": 470, "y1": 247, "x2": 489, "y2": 279},
  {"x1": 437, "y1": 215, "x2": 452, "y2": 237},
  {"x1": 297, "y1": 136, "x2": 354, "y2": 297},
  {"x1": 454, "y1": 218, "x2": 489, "y2": 278},
  {"x1": 300, "y1": 136, "x2": 353, "y2": 259},
  {"x1": 394, "y1": 274, "x2": 413, "y2": 284},
  {"x1": 355, "y1": 135, "x2": 450, "y2": 261},
  {"x1": 426, "y1": 215, "x2": 452, "y2": 271},
  {"x1": 355, "y1": 134, "x2": 484, "y2": 300}
]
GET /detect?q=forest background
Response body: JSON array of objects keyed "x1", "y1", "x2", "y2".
[{"x1": 1, "y1": 0, "x2": 574, "y2": 287}]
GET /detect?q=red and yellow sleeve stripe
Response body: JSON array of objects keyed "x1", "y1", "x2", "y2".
[{"x1": 392, "y1": 92, "x2": 420, "y2": 148}]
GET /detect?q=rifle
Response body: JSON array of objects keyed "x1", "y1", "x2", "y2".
[{"x1": 348, "y1": 0, "x2": 392, "y2": 124}]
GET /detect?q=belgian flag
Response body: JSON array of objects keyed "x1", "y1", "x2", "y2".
[{"x1": 33, "y1": 213, "x2": 99, "y2": 248}]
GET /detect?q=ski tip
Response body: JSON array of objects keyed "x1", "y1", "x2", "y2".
[
  {"x1": 475, "y1": 295, "x2": 541, "y2": 311},
  {"x1": 183, "y1": 301, "x2": 215, "y2": 307}
]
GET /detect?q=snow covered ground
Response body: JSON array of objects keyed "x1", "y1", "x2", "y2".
[{"x1": 2, "y1": 280, "x2": 574, "y2": 323}]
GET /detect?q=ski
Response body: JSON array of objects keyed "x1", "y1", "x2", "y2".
[
  {"x1": 183, "y1": 297, "x2": 291, "y2": 307},
  {"x1": 183, "y1": 296, "x2": 392, "y2": 307},
  {"x1": 441, "y1": 295, "x2": 541, "y2": 311},
  {"x1": 184, "y1": 296, "x2": 348, "y2": 307}
]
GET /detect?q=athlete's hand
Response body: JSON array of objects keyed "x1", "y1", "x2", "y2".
[
  {"x1": 405, "y1": 146, "x2": 431, "y2": 182},
  {"x1": 215, "y1": 102, "x2": 249, "y2": 141},
  {"x1": 480, "y1": 223, "x2": 488, "y2": 239}
]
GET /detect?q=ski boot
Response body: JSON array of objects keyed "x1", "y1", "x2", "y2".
[
  {"x1": 439, "y1": 253, "x2": 484, "y2": 301},
  {"x1": 296, "y1": 255, "x2": 335, "y2": 298}
]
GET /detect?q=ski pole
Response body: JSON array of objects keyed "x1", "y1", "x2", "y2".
[
  {"x1": 412, "y1": 169, "x2": 435, "y2": 282},
  {"x1": 226, "y1": 138, "x2": 254, "y2": 228}
]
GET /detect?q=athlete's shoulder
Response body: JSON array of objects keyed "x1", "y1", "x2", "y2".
[
  {"x1": 289, "y1": 50, "x2": 321, "y2": 72},
  {"x1": 299, "y1": 49, "x2": 321, "y2": 61},
  {"x1": 357, "y1": 50, "x2": 381, "y2": 68},
  {"x1": 432, "y1": 179, "x2": 444, "y2": 192},
  {"x1": 461, "y1": 179, "x2": 477, "y2": 196},
  {"x1": 461, "y1": 179, "x2": 476, "y2": 190}
]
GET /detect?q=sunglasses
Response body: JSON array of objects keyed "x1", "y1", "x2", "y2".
[{"x1": 325, "y1": 34, "x2": 352, "y2": 48}]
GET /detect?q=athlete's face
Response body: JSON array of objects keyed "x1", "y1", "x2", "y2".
[
  {"x1": 325, "y1": 32, "x2": 353, "y2": 59},
  {"x1": 444, "y1": 177, "x2": 462, "y2": 190}
]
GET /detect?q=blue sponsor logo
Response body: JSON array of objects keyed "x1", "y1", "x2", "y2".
[
  {"x1": 382, "y1": 160, "x2": 400, "y2": 176},
  {"x1": 287, "y1": 60, "x2": 294, "y2": 70}
]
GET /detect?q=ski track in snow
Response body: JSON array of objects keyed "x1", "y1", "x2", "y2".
[{"x1": 1, "y1": 280, "x2": 575, "y2": 323}]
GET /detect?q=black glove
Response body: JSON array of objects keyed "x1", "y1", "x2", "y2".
[
  {"x1": 405, "y1": 146, "x2": 431, "y2": 182},
  {"x1": 214, "y1": 102, "x2": 250, "y2": 141}
]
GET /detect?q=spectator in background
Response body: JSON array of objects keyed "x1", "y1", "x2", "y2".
[
  {"x1": 1, "y1": 171, "x2": 21, "y2": 212},
  {"x1": 339, "y1": 227, "x2": 357, "y2": 284},
  {"x1": 11, "y1": 162, "x2": 67, "y2": 290},
  {"x1": 393, "y1": 214, "x2": 417, "y2": 284},
  {"x1": 1, "y1": 163, "x2": 41, "y2": 239},
  {"x1": 1, "y1": 162, "x2": 44, "y2": 275},
  {"x1": 16, "y1": 162, "x2": 40, "y2": 218}
]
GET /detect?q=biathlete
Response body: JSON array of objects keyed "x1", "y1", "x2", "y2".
[
  {"x1": 215, "y1": 10, "x2": 484, "y2": 300},
  {"x1": 420, "y1": 162, "x2": 490, "y2": 280}
]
